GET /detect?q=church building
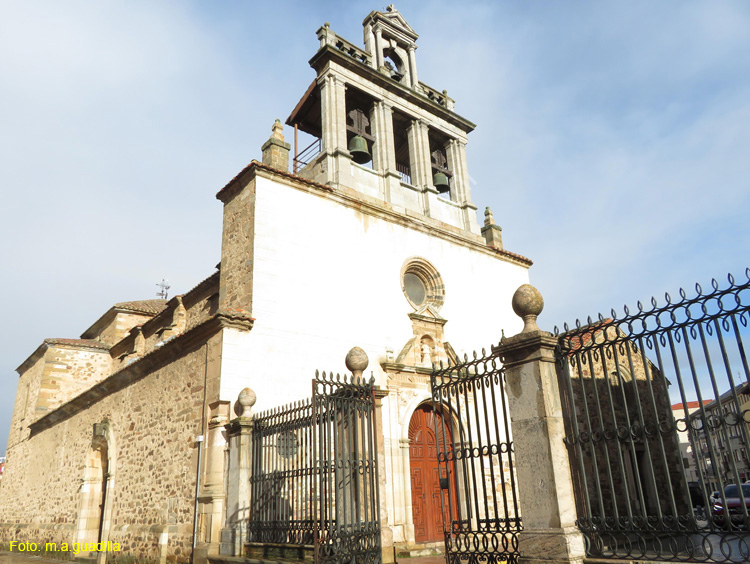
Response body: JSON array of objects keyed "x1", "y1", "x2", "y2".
[{"x1": 0, "y1": 7, "x2": 532, "y2": 563}]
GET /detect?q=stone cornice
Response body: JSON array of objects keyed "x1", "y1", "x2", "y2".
[
  {"x1": 28, "y1": 311, "x2": 254, "y2": 436},
  {"x1": 493, "y1": 330, "x2": 557, "y2": 369},
  {"x1": 217, "y1": 162, "x2": 532, "y2": 268},
  {"x1": 309, "y1": 44, "x2": 475, "y2": 133},
  {"x1": 381, "y1": 362, "x2": 432, "y2": 376}
]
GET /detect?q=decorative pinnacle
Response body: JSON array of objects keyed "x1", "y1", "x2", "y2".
[
  {"x1": 271, "y1": 119, "x2": 284, "y2": 141},
  {"x1": 484, "y1": 206, "x2": 495, "y2": 226},
  {"x1": 345, "y1": 347, "x2": 369, "y2": 378},
  {"x1": 511, "y1": 284, "x2": 544, "y2": 333},
  {"x1": 237, "y1": 387, "x2": 257, "y2": 418}
]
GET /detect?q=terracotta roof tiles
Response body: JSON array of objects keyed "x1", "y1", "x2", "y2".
[
  {"x1": 44, "y1": 338, "x2": 111, "y2": 351},
  {"x1": 113, "y1": 299, "x2": 168, "y2": 315}
]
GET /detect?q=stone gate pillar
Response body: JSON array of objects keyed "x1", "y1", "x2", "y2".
[
  {"x1": 219, "y1": 388, "x2": 256, "y2": 557},
  {"x1": 493, "y1": 285, "x2": 585, "y2": 564}
]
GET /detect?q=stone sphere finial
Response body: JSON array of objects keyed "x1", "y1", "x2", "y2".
[
  {"x1": 236, "y1": 387, "x2": 257, "y2": 418},
  {"x1": 345, "y1": 347, "x2": 369, "y2": 378},
  {"x1": 511, "y1": 284, "x2": 544, "y2": 333}
]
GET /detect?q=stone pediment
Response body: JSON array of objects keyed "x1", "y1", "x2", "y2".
[
  {"x1": 408, "y1": 303, "x2": 446, "y2": 324},
  {"x1": 364, "y1": 5, "x2": 418, "y2": 43}
]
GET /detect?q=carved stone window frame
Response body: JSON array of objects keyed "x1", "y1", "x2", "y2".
[{"x1": 400, "y1": 257, "x2": 445, "y2": 311}]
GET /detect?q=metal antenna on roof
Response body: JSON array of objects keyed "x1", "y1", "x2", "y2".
[{"x1": 156, "y1": 279, "x2": 170, "y2": 300}]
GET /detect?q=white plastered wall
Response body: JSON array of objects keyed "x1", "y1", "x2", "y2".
[{"x1": 219, "y1": 173, "x2": 530, "y2": 544}]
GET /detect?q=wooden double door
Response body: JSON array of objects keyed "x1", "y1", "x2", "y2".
[{"x1": 409, "y1": 404, "x2": 454, "y2": 543}]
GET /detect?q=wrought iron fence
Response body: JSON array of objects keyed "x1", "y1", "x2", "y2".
[
  {"x1": 314, "y1": 371, "x2": 381, "y2": 564},
  {"x1": 555, "y1": 270, "x2": 750, "y2": 563},
  {"x1": 431, "y1": 349, "x2": 522, "y2": 564},
  {"x1": 249, "y1": 398, "x2": 316, "y2": 545},
  {"x1": 248, "y1": 370, "x2": 381, "y2": 564}
]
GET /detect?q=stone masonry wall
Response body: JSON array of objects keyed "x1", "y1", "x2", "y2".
[
  {"x1": 102, "y1": 312, "x2": 154, "y2": 346},
  {"x1": 0, "y1": 331, "x2": 222, "y2": 563},
  {"x1": 35, "y1": 347, "x2": 113, "y2": 416},
  {"x1": 5, "y1": 356, "x2": 45, "y2": 457},
  {"x1": 218, "y1": 175, "x2": 255, "y2": 314}
]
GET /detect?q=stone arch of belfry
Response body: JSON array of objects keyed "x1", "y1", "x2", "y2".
[{"x1": 75, "y1": 419, "x2": 116, "y2": 564}]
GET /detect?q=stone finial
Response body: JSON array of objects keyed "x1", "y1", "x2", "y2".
[
  {"x1": 345, "y1": 347, "x2": 369, "y2": 379},
  {"x1": 481, "y1": 207, "x2": 503, "y2": 250},
  {"x1": 511, "y1": 284, "x2": 544, "y2": 333},
  {"x1": 484, "y1": 206, "x2": 495, "y2": 227},
  {"x1": 236, "y1": 387, "x2": 257, "y2": 418},
  {"x1": 261, "y1": 119, "x2": 291, "y2": 172},
  {"x1": 271, "y1": 119, "x2": 285, "y2": 141}
]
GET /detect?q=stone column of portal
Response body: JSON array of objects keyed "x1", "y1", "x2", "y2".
[
  {"x1": 365, "y1": 26, "x2": 377, "y2": 70},
  {"x1": 344, "y1": 347, "x2": 394, "y2": 564},
  {"x1": 219, "y1": 388, "x2": 256, "y2": 557},
  {"x1": 399, "y1": 438, "x2": 415, "y2": 543},
  {"x1": 372, "y1": 101, "x2": 400, "y2": 203},
  {"x1": 374, "y1": 28, "x2": 384, "y2": 70},
  {"x1": 318, "y1": 73, "x2": 353, "y2": 189},
  {"x1": 406, "y1": 119, "x2": 434, "y2": 217},
  {"x1": 199, "y1": 400, "x2": 231, "y2": 559},
  {"x1": 493, "y1": 285, "x2": 585, "y2": 564},
  {"x1": 407, "y1": 45, "x2": 419, "y2": 90},
  {"x1": 445, "y1": 139, "x2": 478, "y2": 232}
]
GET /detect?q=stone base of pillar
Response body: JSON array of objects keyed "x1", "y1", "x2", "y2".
[
  {"x1": 192, "y1": 543, "x2": 210, "y2": 564},
  {"x1": 517, "y1": 527, "x2": 585, "y2": 564},
  {"x1": 218, "y1": 525, "x2": 245, "y2": 557}
]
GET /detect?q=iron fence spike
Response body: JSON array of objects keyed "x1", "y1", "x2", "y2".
[
  {"x1": 695, "y1": 282, "x2": 703, "y2": 295},
  {"x1": 728, "y1": 272, "x2": 735, "y2": 285}
]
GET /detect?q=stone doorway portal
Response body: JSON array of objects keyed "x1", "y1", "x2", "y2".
[{"x1": 408, "y1": 403, "x2": 452, "y2": 544}]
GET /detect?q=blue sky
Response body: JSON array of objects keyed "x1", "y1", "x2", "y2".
[{"x1": 1, "y1": 1, "x2": 748, "y2": 456}]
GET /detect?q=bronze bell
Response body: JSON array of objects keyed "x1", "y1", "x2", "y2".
[
  {"x1": 348, "y1": 135, "x2": 372, "y2": 164},
  {"x1": 433, "y1": 171, "x2": 450, "y2": 193}
]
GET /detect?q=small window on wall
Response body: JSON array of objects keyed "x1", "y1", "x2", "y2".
[
  {"x1": 401, "y1": 258, "x2": 444, "y2": 311},
  {"x1": 404, "y1": 273, "x2": 426, "y2": 306}
]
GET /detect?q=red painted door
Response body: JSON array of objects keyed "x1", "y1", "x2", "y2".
[{"x1": 409, "y1": 405, "x2": 453, "y2": 543}]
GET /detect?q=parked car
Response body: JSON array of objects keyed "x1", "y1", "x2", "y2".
[{"x1": 711, "y1": 484, "x2": 750, "y2": 528}]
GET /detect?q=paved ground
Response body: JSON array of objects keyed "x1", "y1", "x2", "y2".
[
  {"x1": 0, "y1": 553, "x2": 68, "y2": 564},
  {"x1": 0, "y1": 551, "x2": 450, "y2": 564},
  {"x1": 395, "y1": 556, "x2": 445, "y2": 564}
]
